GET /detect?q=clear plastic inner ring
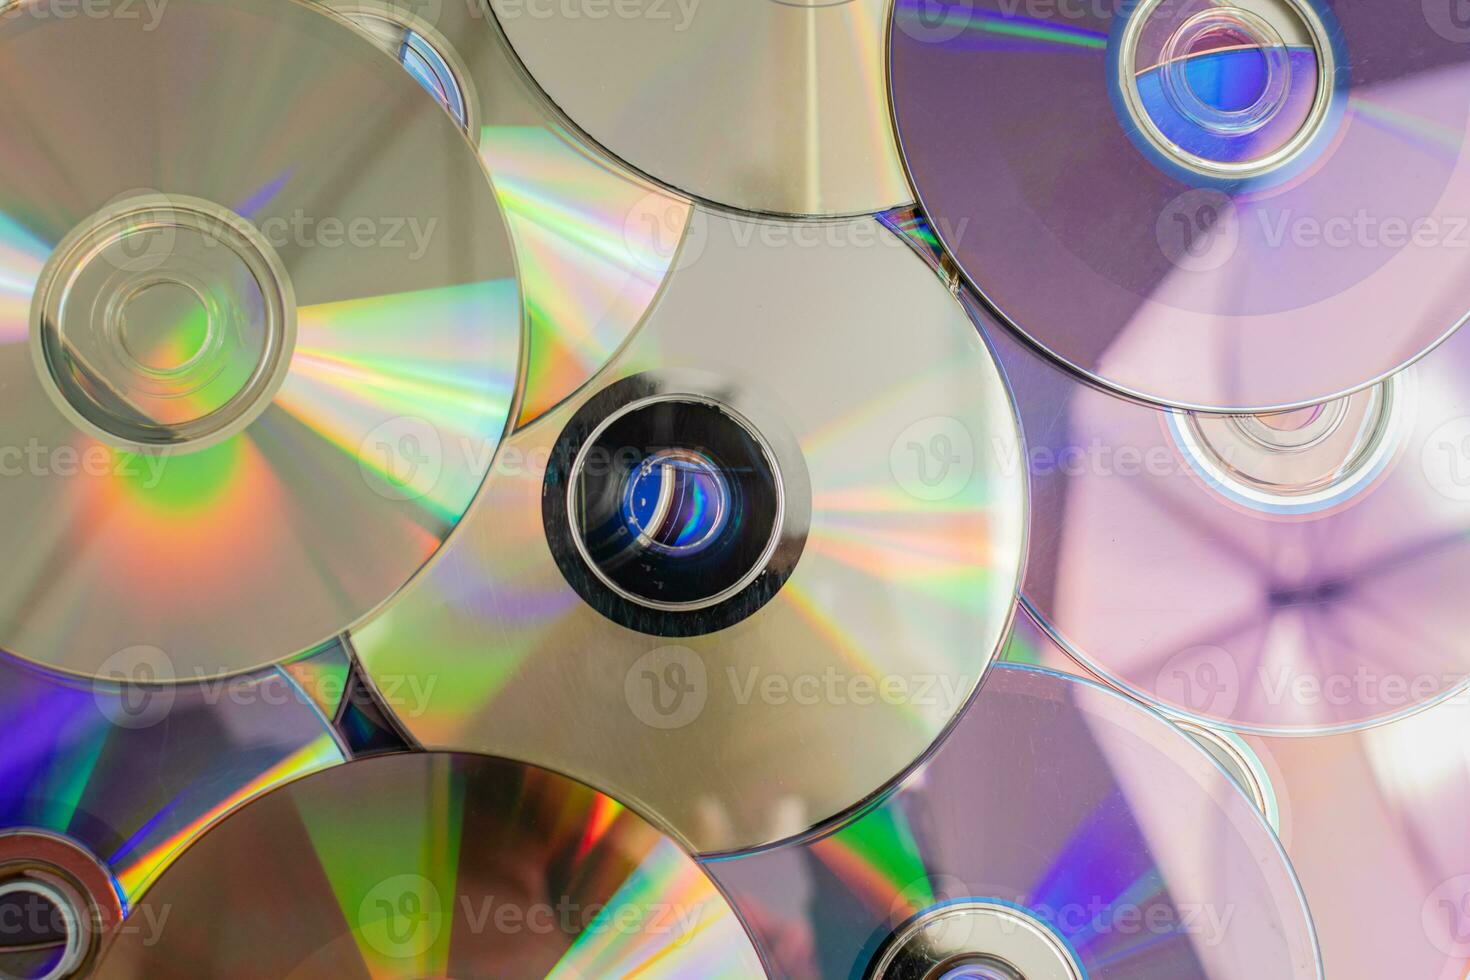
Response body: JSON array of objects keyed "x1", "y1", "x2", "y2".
[
  {"x1": 1160, "y1": 8, "x2": 1292, "y2": 136},
  {"x1": 1179, "y1": 378, "x2": 1399, "y2": 503},
  {"x1": 1117, "y1": 0, "x2": 1335, "y2": 178},
  {"x1": 30, "y1": 194, "x2": 295, "y2": 451},
  {"x1": 869, "y1": 902, "x2": 1083, "y2": 980}
]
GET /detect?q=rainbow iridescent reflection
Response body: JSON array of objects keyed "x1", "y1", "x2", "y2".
[
  {"x1": 0, "y1": 647, "x2": 346, "y2": 911},
  {"x1": 705, "y1": 665, "x2": 1322, "y2": 979},
  {"x1": 0, "y1": 0, "x2": 521, "y2": 679},
  {"x1": 95, "y1": 753, "x2": 765, "y2": 978}
]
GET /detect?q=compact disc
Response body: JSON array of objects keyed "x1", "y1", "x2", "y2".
[
  {"x1": 94, "y1": 751, "x2": 766, "y2": 978},
  {"x1": 317, "y1": 0, "x2": 689, "y2": 427},
  {"x1": 486, "y1": 0, "x2": 909, "y2": 217},
  {"x1": 704, "y1": 664, "x2": 1322, "y2": 979},
  {"x1": 0, "y1": 0, "x2": 520, "y2": 679},
  {"x1": 0, "y1": 647, "x2": 346, "y2": 977},
  {"x1": 1005, "y1": 610, "x2": 1470, "y2": 980},
  {"x1": 884, "y1": 203, "x2": 1470, "y2": 734},
  {"x1": 350, "y1": 210, "x2": 1026, "y2": 854},
  {"x1": 1223, "y1": 691, "x2": 1470, "y2": 980},
  {"x1": 890, "y1": 0, "x2": 1470, "y2": 411},
  {"x1": 983, "y1": 274, "x2": 1470, "y2": 734}
]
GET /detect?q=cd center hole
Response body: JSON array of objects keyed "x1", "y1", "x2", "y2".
[
  {"x1": 623, "y1": 448, "x2": 732, "y2": 556},
  {"x1": 570, "y1": 396, "x2": 783, "y2": 611},
  {"x1": 0, "y1": 882, "x2": 75, "y2": 980},
  {"x1": 118, "y1": 281, "x2": 212, "y2": 374},
  {"x1": 935, "y1": 956, "x2": 1026, "y2": 980},
  {"x1": 1156, "y1": 7, "x2": 1293, "y2": 138},
  {"x1": 1180, "y1": 23, "x2": 1271, "y2": 113}
]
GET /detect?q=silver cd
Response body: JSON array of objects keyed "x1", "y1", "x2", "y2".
[
  {"x1": 316, "y1": 0, "x2": 691, "y2": 428},
  {"x1": 486, "y1": 0, "x2": 910, "y2": 216},
  {"x1": 95, "y1": 752, "x2": 767, "y2": 978},
  {"x1": 349, "y1": 210, "x2": 1027, "y2": 854},
  {"x1": 0, "y1": 0, "x2": 521, "y2": 679}
]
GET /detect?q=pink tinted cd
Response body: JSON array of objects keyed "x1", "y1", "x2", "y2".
[
  {"x1": 978, "y1": 283, "x2": 1470, "y2": 735},
  {"x1": 705, "y1": 664, "x2": 1321, "y2": 979},
  {"x1": 1006, "y1": 608, "x2": 1470, "y2": 980}
]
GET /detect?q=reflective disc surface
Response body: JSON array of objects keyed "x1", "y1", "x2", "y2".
[
  {"x1": 96, "y1": 752, "x2": 766, "y2": 978},
  {"x1": 0, "y1": 0, "x2": 521, "y2": 678}
]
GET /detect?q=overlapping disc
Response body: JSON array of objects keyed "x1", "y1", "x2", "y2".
[
  {"x1": 350, "y1": 210, "x2": 1026, "y2": 854},
  {"x1": 890, "y1": 0, "x2": 1470, "y2": 411},
  {"x1": 1225, "y1": 693, "x2": 1470, "y2": 980},
  {"x1": 95, "y1": 751, "x2": 766, "y2": 978},
  {"x1": 486, "y1": 0, "x2": 909, "y2": 217},
  {"x1": 705, "y1": 664, "x2": 1322, "y2": 979},
  {"x1": 0, "y1": 0, "x2": 520, "y2": 679},
  {"x1": 1005, "y1": 609, "x2": 1470, "y2": 980},
  {"x1": 318, "y1": 0, "x2": 690, "y2": 426},
  {"x1": 0, "y1": 647, "x2": 346, "y2": 977},
  {"x1": 975, "y1": 274, "x2": 1470, "y2": 734}
]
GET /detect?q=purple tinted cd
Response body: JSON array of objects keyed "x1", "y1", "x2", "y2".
[
  {"x1": 705, "y1": 664, "x2": 1321, "y2": 980},
  {"x1": 890, "y1": 0, "x2": 1470, "y2": 412},
  {"x1": 0, "y1": 647, "x2": 346, "y2": 976}
]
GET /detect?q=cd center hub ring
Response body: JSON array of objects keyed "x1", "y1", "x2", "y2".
[
  {"x1": 544, "y1": 370, "x2": 813, "y2": 638},
  {"x1": 0, "y1": 832, "x2": 122, "y2": 980},
  {"x1": 1116, "y1": 0, "x2": 1336, "y2": 178},
  {"x1": 31, "y1": 193, "x2": 296, "y2": 451},
  {"x1": 868, "y1": 902, "x2": 1084, "y2": 980},
  {"x1": 1160, "y1": 8, "x2": 1291, "y2": 136},
  {"x1": 1178, "y1": 377, "x2": 1400, "y2": 504},
  {"x1": 1229, "y1": 397, "x2": 1347, "y2": 452}
]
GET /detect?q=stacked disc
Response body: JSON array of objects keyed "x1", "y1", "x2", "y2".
[{"x1": 881, "y1": 0, "x2": 1470, "y2": 967}]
